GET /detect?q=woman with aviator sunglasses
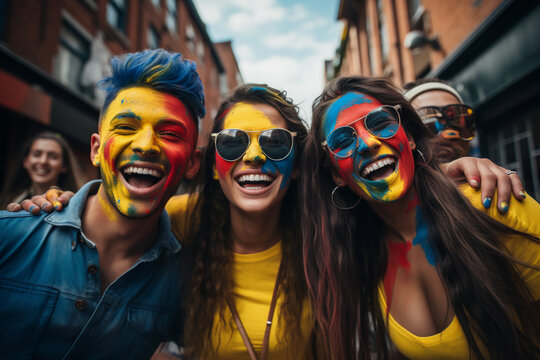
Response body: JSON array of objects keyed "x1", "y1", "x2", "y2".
[{"x1": 302, "y1": 76, "x2": 540, "y2": 359}]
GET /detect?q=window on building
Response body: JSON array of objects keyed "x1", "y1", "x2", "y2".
[
  {"x1": 151, "y1": 0, "x2": 160, "y2": 8},
  {"x1": 365, "y1": 13, "x2": 375, "y2": 74},
  {"x1": 147, "y1": 25, "x2": 160, "y2": 49},
  {"x1": 220, "y1": 73, "x2": 228, "y2": 96},
  {"x1": 107, "y1": 0, "x2": 126, "y2": 33},
  {"x1": 196, "y1": 41, "x2": 205, "y2": 64},
  {"x1": 54, "y1": 22, "x2": 92, "y2": 98},
  {"x1": 376, "y1": 0, "x2": 389, "y2": 64},
  {"x1": 166, "y1": 0, "x2": 177, "y2": 33},
  {"x1": 186, "y1": 24, "x2": 196, "y2": 53},
  {"x1": 485, "y1": 112, "x2": 540, "y2": 198}
]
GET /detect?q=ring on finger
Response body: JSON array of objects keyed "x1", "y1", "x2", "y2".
[{"x1": 505, "y1": 170, "x2": 518, "y2": 176}]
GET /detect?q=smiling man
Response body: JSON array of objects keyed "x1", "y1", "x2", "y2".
[{"x1": 0, "y1": 49, "x2": 204, "y2": 359}]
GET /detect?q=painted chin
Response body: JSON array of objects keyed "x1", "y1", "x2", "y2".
[{"x1": 233, "y1": 172, "x2": 279, "y2": 195}]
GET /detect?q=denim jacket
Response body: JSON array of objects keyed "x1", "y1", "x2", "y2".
[{"x1": 0, "y1": 181, "x2": 184, "y2": 360}]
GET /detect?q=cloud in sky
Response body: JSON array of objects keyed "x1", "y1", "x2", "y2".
[{"x1": 193, "y1": 0, "x2": 342, "y2": 122}]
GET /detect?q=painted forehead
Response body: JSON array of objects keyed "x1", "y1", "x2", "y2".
[
  {"x1": 102, "y1": 87, "x2": 193, "y2": 126},
  {"x1": 322, "y1": 92, "x2": 383, "y2": 136},
  {"x1": 223, "y1": 102, "x2": 278, "y2": 131}
]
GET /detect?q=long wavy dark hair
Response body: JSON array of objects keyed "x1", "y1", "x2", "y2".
[
  {"x1": 301, "y1": 76, "x2": 540, "y2": 359},
  {"x1": 183, "y1": 84, "x2": 310, "y2": 358},
  {"x1": 0, "y1": 131, "x2": 86, "y2": 208}
]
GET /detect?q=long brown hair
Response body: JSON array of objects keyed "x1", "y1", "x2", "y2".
[
  {"x1": 301, "y1": 76, "x2": 540, "y2": 359},
  {"x1": 0, "y1": 131, "x2": 86, "y2": 208},
  {"x1": 183, "y1": 84, "x2": 309, "y2": 358}
]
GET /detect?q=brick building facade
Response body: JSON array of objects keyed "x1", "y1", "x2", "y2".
[
  {"x1": 0, "y1": 0, "x2": 242, "y2": 191},
  {"x1": 328, "y1": 0, "x2": 540, "y2": 197}
]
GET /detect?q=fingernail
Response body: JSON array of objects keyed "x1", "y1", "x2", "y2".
[
  {"x1": 53, "y1": 201, "x2": 61, "y2": 209},
  {"x1": 500, "y1": 201, "x2": 509, "y2": 213},
  {"x1": 29, "y1": 205, "x2": 38, "y2": 213},
  {"x1": 483, "y1": 197, "x2": 492, "y2": 208},
  {"x1": 519, "y1": 190, "x2": 526, "y2": 198},
  {"x1": 469, "y1": 179, "x2": 479, "y2": 187}
]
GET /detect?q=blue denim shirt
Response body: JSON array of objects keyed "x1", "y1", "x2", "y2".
[{"x1": 0, "y1": 181, "x2": 184, "y2": 360}]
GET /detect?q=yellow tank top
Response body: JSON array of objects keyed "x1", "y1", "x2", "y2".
[{"x1": 379, "y1": 185, "x2": 540, "y2": 359}]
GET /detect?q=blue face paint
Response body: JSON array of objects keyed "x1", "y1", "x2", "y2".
[
  {"x1": 412, "y1": 208, "x2": 437, "y2": 266},
  {"x1": 261, "y1": 146, "x2": 295, "y2": 189},
  {"x1": 323, "y1": 92, "x2": 373, "y2": 138}
]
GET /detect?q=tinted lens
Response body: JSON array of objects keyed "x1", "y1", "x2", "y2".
[
  {"x1": 327, "y1": 127, "x2": 357, "y2": 158},
  {"x1": 365, "y1": 106, "x2": 399, "y2": 138},
  {"x1": 259, "y1": 129, "x2": 293, "y2": 160},
  {"x1": 216, "y1": 129, "x2": 250, "y2": 161},
  {"x1": 442, "y1": 105, "x2": 475, "y2": 138}
]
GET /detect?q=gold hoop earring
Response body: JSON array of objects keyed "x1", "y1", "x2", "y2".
[{"x1": 331, "y1": 185, "x2": 361, "y2": 210}]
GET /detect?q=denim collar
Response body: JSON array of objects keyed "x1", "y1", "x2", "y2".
[{"x1": 45, "y1": 180, "x2": 181, "y2": 257}]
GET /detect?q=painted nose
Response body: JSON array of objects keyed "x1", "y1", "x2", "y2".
[
  {"x1": 132, "y1": 127, "x2": 160, "y2": 155},
  {"x1": 355, "y1": 133, "x2": 381, "y2": 154},
  {"x1": 242, "y1": 138, "x2": 266, "y2": 163}
]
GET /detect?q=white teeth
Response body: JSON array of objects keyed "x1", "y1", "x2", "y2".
[
  {"x1": 237, "y1": 174, "x2": 273, "y2": 183},
  {"x1": 123, "y1": 166, "x2": 162, "y2": 177},
  {"x1": 361, "y1": 158, "x2": 395, "y2": 177}
]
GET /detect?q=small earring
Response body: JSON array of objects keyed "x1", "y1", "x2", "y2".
[
  {"x1": 212, "y1": 168, "x2": 219, "y2": 180},
  {"x1": 416, "y1": 149, "x2": 426, "y2": 163},
  {"x1": 331, "y1": 185, "x2": 361, "y2": 210}
]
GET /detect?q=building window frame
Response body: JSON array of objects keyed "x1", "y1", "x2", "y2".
[
  {"x1": 166, "y1": 0, "x2": 177, "y2": 33},
  {"x1": 107, "y1": 0, "x2": 127, "y2": 33}
]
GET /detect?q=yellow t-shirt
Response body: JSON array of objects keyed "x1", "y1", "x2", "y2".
[
  {"x1": 165, "y1": 195, "x2": 315, "y2": 359},
  {"x1": 380, "y1": 184, "x2": 540, "y2": 359},
  {"x1": 211, "y1": 242, "x2": 314, "y2": 359}
]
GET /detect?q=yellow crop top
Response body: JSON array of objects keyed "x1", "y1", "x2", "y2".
[
  {"x1": 380, "y1": 185, "x2": 540, "y2": 359},
  {"x1": 165, "y1": 195, "x2": 315, "y2": 359}
]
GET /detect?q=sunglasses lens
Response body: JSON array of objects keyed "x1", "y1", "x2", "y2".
[
  {"x1": 442, "y1": 105, "x2": 475, "y2": 139},
  {"x1": 365, "y1": 107, "x2": 399, "y2": 139},
  {"x1": 216, "y1": 129, "x2": 249, "y2": 161},
  {"x1": 327, "y1": 127, "x2": 357, "y2": 158},
  {"x1": 259, "y1": 129, "x2": 293, "y2": 160}
]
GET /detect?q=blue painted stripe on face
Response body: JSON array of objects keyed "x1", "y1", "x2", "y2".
[
  {"x1": 412, "y1": 208, "x2": 437, "y2": 266},
  {"x1": 261, "y1": 146, "x2": 295, "y2": 189},
  {"x1": 323, "y1": 92, "x2": 373, "y2": 138}
]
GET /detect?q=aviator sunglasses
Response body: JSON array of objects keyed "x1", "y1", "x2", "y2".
[
  {"x1": 416, "y1": 104, "x2": 475, "y2": 140},
  {"x1": 322, "y1": 105, "x2": 401, "y2": 159},
  {"x1": 211, "y1": 128, "x2": 297, "y2": 162}
]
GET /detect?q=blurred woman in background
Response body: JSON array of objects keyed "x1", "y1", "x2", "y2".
[{"x1": 0, "y1": 131, "x2": 85, "y2": 208}]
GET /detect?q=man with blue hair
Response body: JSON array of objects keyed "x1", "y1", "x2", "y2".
[{"x1": 0, "y1": 49, "x2": 204, "y2": 359}]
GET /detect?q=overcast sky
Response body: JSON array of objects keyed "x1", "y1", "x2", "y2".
[{"x1": 192, "y1": 0, "x2": 343, "y2": 122}]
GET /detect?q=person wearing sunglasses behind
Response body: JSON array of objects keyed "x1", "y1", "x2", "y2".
[
  {"x1": 302, "y1": 76, "x2": 540, "y2": 360},
  {"x1": 403, "y1": 79, "x2": 475, "y2": 162}
]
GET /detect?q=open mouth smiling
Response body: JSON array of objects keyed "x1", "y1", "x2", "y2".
[
  {"x1": 120, "y1": 165, "x2": 165, "y2": 189},
  {"x1": 235, "y1": 173, "x2": 276, "y2": 190},
  {"x1": 360, "y1": 156, "x2": 397, "y2": 181}
]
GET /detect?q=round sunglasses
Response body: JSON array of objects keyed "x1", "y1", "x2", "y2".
[
  {"x1": 211, "y1": 128, "x2": 297, "y2": 162},
  {"x1": 322, "y1": 105, "x2": 401, "y2": 159},
  {"x1": 416, "y1": 104, "x2": 475, "y2": 140}
]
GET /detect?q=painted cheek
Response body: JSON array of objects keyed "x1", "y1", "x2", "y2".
[
  {"x1": 261, "y1": 147, "x2": 295, "y2": 189},
  {"x1": 215, "y1": 152, "x2": 235, "y2": 179},
  {"x1": 103, "y1": 137, "x2": 117, "y2": 175},
  {"x1": 162, "y1": 145, "x2": 190, "y2": 190}
]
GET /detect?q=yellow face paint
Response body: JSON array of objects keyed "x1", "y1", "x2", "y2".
[{"x1": 96, "y1": 86, "x2": 197, "y2": 218}]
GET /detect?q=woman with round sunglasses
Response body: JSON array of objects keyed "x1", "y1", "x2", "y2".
[
  {"x1": 170, "y1": 84, "x2": 315, "y2": 359},
  {"x1": 302, "y1": 76, "x2": 540, "y2": 359}
]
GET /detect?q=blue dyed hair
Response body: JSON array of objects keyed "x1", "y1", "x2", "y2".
[{"x1": 99, "y1": 49, "x2": 206, "y2": 123}]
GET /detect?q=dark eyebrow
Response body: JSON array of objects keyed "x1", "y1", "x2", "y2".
[{"x1": 113, "y1": 112, "x2": 141, "y2": 121}]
